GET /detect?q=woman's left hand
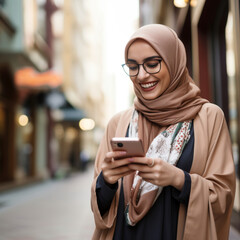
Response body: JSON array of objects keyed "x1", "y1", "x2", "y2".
[{"x1": 127, "y1": 157, "x2": 185, "y2": 191}]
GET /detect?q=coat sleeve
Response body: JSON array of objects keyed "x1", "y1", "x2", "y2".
[
  {"x1": 90, "y1": 113, "x2": 121, "y2": 230},
  {"x1": 96, "y1": 170, "x2": 118, "y2": 216},
  {"x1": 90, "y1": 109, "x2": 133, "y2": 240},
  {"x1": 183, "y1": 103, "x2": 236, "y2": 240}
]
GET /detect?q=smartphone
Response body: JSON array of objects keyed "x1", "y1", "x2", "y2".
[{"x1": 110, "y1": 137, "x2": 145, "y2": 159}]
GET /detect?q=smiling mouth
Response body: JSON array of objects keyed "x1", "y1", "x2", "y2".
[{"x1": 140, "y1": 81, "x2": 158, "y2": 89}]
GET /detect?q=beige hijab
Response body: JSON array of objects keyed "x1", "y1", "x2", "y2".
[{"x1": 125, "y1": 24, "x2": 208, "y2": 128}]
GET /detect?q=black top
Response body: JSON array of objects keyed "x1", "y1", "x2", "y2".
[{"x1": 96, "y1": 123, "x2": 194, "y2": 240}]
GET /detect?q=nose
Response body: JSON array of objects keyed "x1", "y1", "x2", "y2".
[{"x1": 137, "y1": 65, "x2": 149, "y2": 81}]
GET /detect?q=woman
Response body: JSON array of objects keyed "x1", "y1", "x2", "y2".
[{"x1": 91, "y1": 24, "x2": 235, "y2": 240}]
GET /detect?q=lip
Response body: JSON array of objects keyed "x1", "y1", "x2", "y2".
[{"x1": 139, "y1": 81, "x2": 158, "y2": 92}]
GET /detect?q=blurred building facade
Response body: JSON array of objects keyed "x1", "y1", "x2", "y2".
[
  {"x1": 60, "y1": 0, "x2": 106, "y2": 167},
  {"x1": 0, "y1": 0, "x2": 52, "y2": 188},
  {"x1": 0, "y1": 0, "x2": 88, "y2": 190},
  {"x1": 139, "y1": 0, "x2": 240, "y2": 229},
  {"x1": 0, "y1": 0, "x2": 138, "y2": 190},
  {"x1": 59, "y1": 0, "x2": 138, "y2": 167}
]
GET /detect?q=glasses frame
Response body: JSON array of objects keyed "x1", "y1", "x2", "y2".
[{"x1": 122, "y1": 58, "x2": 162, "y2": 77}]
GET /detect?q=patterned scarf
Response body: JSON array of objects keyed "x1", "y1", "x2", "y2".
[{"x1": 124, "y1": 110, "x2": 192, "y2": 226}]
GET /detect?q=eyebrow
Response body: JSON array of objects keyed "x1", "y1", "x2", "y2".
[{"x1": 127, "y1": 56, "x2": 161, "y2": 63}]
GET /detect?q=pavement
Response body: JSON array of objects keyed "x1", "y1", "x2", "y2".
[
  {"x1": 0, "y1": 167, "x2": 95, "y2": 240},
  {"x1": 0, "y1": 165, "x2": 239, "y2": 240}
]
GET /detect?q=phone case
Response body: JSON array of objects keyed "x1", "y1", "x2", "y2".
[{"x1": 110, "y1": 137, "x2": 145, "y2": 158}]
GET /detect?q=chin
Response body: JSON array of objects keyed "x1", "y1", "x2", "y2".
[{"x1": 141, "y1": 92, "x2": 160, "y2": 100}]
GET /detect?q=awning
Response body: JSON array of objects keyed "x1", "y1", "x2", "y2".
[{"x1": 15, "y1": 67, "x2": 62, "y2": 89}]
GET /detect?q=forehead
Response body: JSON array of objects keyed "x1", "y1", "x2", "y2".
[{"x1": 127, "y1": 39, "x2": 159, "y2": 60}]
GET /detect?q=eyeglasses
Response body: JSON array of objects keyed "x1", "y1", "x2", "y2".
[{"x1": 122, "y1": 58, "x2": 162, "y2": 77}]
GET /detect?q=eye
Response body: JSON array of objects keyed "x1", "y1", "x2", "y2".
[
  {"x1": 145, "y1": 60, "x2": 159, "y2": 69},
  {"x1": 127, "y1": 63, "x2": 138, "y2": 71}
]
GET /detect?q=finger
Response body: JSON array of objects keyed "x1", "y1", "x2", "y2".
[
  {"x1": 128, "y1": 163, "x2": 153, "y2": 172},
  {"x1": 112, "y1": 158, "x2": 131, "y2": 168},
  {"x1": 104, "y1": 171, "x2": 134, "y2": 183},
  {"x1": 128, "y1": 157, "x2": 154, "y2": 166},
  {"x1": 103, "y1": 159, "x2": 131, "y2": 173},
  {"x1": 119, "y1": 170, "x2": 135, "y2": 178},
  {"x1": 112, "y1": 169, "x2": 135, "y2": 178},
  {"x1": 138, "y1": 172, "x2": 155, "y2": 180},
  {"x1": 109, "y1": 165, "x2": 133, "y2": 175},
  {"x1": 104, "y1": 169, "x2": 135, "y2": 184},
  {"x1": 105, "y1": 151, "x2": 127, "y2": 162},
  {"x1": 104, "y1": 152, "x2": 113, "y2": 162}
]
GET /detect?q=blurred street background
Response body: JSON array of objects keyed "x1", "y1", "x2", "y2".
[{"x1": 0, "y1": 0, "x2": 240, "y2": 239}]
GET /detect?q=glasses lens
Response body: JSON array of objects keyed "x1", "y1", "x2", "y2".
[
  {"x1": 144, "y1": 60, "x2": 161, "y2": 74},
  {"x1": 123, "y1": 63, "x2": 138, "y2": 76}
]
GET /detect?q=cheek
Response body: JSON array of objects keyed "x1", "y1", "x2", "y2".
[
  {"x1": 130, "y1": 77, "x2": 138, "y2": 85},
  {"x1": 160, "y1": 69, "x2": 171, "y2": 88},
  {"x1": 160, "y1": 62, "x2": 171, "y2": 79}
]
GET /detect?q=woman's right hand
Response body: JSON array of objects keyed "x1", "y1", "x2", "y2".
[{"x1": 101, "y1": 151, "x2": 134, "y2": 185}]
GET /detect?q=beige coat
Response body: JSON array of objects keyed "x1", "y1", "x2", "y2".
[{"x1": 91, "y1": 103, "x2": 236, "y2": 240}]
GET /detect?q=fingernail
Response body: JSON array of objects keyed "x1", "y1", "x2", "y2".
[
  {"x1": 128, "y1": 159, "x2": 134, "y2": 162},
  {"x1": 119, "y1": 151, "x2": 127, "y2": 155}
]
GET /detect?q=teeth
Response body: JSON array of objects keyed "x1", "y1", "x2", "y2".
[{"x1": 140, "y1": 82, "x2": 157, "y2": 89}]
